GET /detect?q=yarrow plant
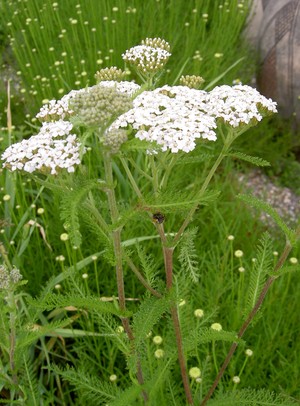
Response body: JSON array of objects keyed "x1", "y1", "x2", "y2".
[{"x1": 1, "y1": 38, "x2": 299, "y2": 405}]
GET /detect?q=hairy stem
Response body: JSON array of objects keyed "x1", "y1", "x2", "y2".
[
  {"x1": 200, "y1": 234, "x2": 298, "y2": 406},
  {"x1": 160, "y1": 231, "x2": 193, "y2": 404},
  {"x1": 103, "y1": 151, "x2": 148, "y2": 402}
]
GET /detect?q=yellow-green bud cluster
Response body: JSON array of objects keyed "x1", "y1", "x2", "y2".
[
  {"x1": 122, "y1": 38, "x2": 171, "y2": 76},
  {"x1": 179, "y1": 75, "x2": 205, "y2": 89},
  {"x1": 70, "y1": 85, "x2": 133, "y2": 128},
  {"x1": 0, "y1": 265, "x2": 23, "y2": 290},
  {"x1": 95, "y1": 67, "x2": 128, "y2": 83},
  {"x1": 103, "y1": 129, "x2": 128, "y2": 154},
  {"x1": 141, "y1": 37, "x2": 171, "y2": 52}
]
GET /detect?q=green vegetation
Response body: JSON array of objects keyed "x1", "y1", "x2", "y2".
[
  {"x1": 0, "y1": 1, "x2": 300, "y2": 405},
  {"x1": 0, "y1": 0, "x2": 251, "y2": 126}
]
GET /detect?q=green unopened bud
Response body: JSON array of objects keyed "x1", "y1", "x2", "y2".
[
  {"x1": 95, "y1": 66, "x2": 128, "y2": 83},
  {"x1": 141, "y1": 37, "x2": 171, "y2": 52},
  {"x1": 179, "y1": 75, "x2": 205, "y2": 89},
  {"x1": 70, "y1": 85, "x2": 132, "y2": 128},
  {"x1": 103, "y1": 129, "x2": 128, "y2": 154}
]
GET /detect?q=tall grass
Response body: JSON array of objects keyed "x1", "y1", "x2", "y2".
[{"x1": 0, "y1": 0, "x2": 251, "y2": 125}]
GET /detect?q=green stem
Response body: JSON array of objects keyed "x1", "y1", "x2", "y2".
[
  {"x1": 103, "y1": 151, "x2": 148, "y2": 402},
  {"x1": 7, "y1": 290, "x2": 18, "y2": 388},
  {"x1": 173, "y1": 136, "x2": 234, "y2": 246},
  {"x1": 150, "y1": 155, "x2": 159, "y2": 196},
  {"x1": 119, "y1": 156, "x2": 144, "y2": 199}
]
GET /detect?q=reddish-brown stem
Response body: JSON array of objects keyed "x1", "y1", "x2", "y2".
[
  {"x1": 200, "y1": 237, "x2": 296, "y2": 406},
  {"x1": 159, "y1": 228, "x2": 194, "y2": 405}
]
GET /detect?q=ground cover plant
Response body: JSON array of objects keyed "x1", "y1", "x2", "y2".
[
  {"x1": 0, "y1": 0, "x2": 251, "y2": 126},
  {"x1": 1, "y1": 31, "x2": 300, "y2": 406}
]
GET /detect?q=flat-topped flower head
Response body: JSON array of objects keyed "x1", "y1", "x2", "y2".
[
  {"x1": 1, "y1": 120, "x2": 82, "y2": 175},
  {"x1": 36, "y1": 89, "x2": 85, "y2": 122},
  {"x1": 95, "y1": 66, "x2": 128, "y2": 83},
  {"x1": 122, "y1": 39, "x2": 171, "y2": 75},
  {"x1": 98, "y1": 80, "x2": 141, "y2": 96},
  {"x1": 70, "y1": 84, "x2": 133, "y2": 128},
  {"x1": 110, "y1": 85, "x2": 217, "y2": 153},
  {"x1": 207, "y1": 85, "x2": 277, "y2": 128}
]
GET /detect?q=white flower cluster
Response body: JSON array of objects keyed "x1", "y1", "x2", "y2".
[
  {"x1": 36, "y1": 89, "x2": 84, "y2": 121},
  {"x1": 122, "y1": 44, "x2": 171, "y2": 74},
  {"x1": 98, "y1": 80, "x2": 141, "y2": 96},
  {"x1": 1, "y1": 120, "x2": 81, "y2": 174},
  {"x1": 109, "y1": 84, "x2": 277, "y2": 153},
  {"x1": 110, "y1": 85, "x2": 217, "y2": 153},
  {"x1": 208, "y1": 85, "x2": 277, "y2": 127}
]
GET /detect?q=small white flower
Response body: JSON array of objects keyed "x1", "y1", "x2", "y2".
[
  {"x1": 232, "y1": 376, "x2": 240, "y2": 384},
  {"x1": 98, "y1": 80, "x2": 140, "y2": 96},
  {"x1": 289, "y1": 257, "x2": 298, "y2": 264},
  {"x1": 245, "y1": 348, "x2": 253, "y2": 357}
]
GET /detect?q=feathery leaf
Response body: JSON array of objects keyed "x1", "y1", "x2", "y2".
[
  {"x1": 238, "y1": 194, "x2": 296, "y2": 243},
  {"x1": 243, "y1": 232, "x2": 273, "y2": 322},
  {"x1": 227, "y1": 151, "x2": 271, "y2": 167},
  {"x1": 178, "y1": 227, "x2": 200, "y2": 283}
]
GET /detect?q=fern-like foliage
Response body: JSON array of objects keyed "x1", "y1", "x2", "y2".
[
  {"x1": 227, "y1": 151, "x2": 271, "y2": 167},
  {"x1": 140, "y1": 189, "x2": 220, "y2": 214},
  {"x1": 107, "y1": 384, "x2": 143, "y2": 406},
  {"x1": 184, "y1": 327, "x2": 243, "y2": 355},
  {"x1": 243, "y1": 232, "x2": 274, "y2": 322},
  {"x1": 28, "y1": 293, "x2": 130, "y2": 317},
  {"x1": 270, "y1": 264, "x2": 300, "y2": 278},
  {"x1": 136, "y1": 245, "x2": 159, "y2": 288},
  {"x1": 60, "y1": 177, "x2": 108, "y2": 246},
  {"x1": 207, "y1": 388, "x2": 298, "y2": 405},
  {"x1": 128, "y1": 295, "x2": 170, "y2": 374},
  {"x1": 20, "y1": 354, "x2": 40, "y2": 406},
  {"x1": 178, "y1": 227, "x2": 200, "y2": 283},
  {"x1": 174, "y1": 152, "x2": 215, "y2": 165},
  {"x1": 17, "y1": 318, "x2": 73, "y2": 350},
  {"x1": 238, "y1": 194, "x2": 296, "y2": 244},
  {"x1": 51, "y1": 365, "x2": 120, "y2": 405}
]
